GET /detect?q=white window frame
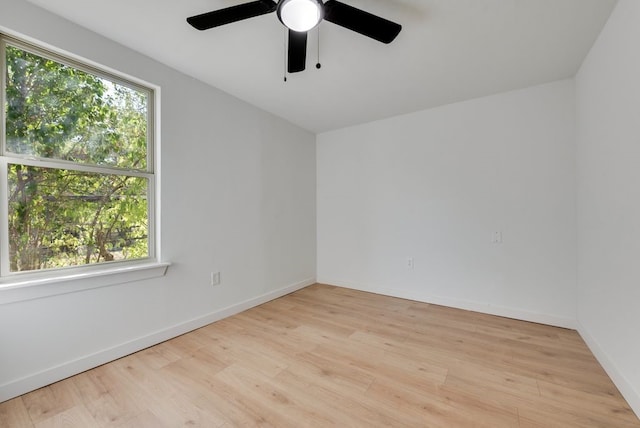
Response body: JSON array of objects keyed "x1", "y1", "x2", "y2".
[{"x1": 0, "y1": 34, "x2": 167, "y2": 304}]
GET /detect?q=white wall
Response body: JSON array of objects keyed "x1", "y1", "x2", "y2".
[
  {"x1": 575, "y1": 0, "x2": 640, "y2": 414},
  {"x1": 317, "y1": 80, "x2": 577, "y2": 327},
  {"x1": 0, "y1": 0, "x2": 316, "y2": 401}
]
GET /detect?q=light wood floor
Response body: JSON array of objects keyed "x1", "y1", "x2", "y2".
[{"x1": 1, "y1": 284, "x2": 639, "y2": 427}]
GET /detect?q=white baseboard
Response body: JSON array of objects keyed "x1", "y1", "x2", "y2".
[
  {"x1": 318, "y1": 278, "x2": 577, "y2": 329},
  {"x1": 0, "y1": 277, "x2": 315, "y2": 403},
  {"x1": 577, "y1": 322, "x2": 640, "y2": 418}
]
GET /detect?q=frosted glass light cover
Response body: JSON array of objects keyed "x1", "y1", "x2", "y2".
[{"x1": 279, "y1": 0, "x2": 322, "y2": 32}]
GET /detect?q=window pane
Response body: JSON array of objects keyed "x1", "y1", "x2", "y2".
[
  {"x1": 7, "y1": 164, "x2": 149, "y2": 272},
  {"x1": 4, "y1": 45, "x2": 148, "y2": 170}
]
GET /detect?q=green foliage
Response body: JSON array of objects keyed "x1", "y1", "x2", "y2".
[
  {"x1": 5, "y1": 46, "x2": 147, "y2": 169},
  {"x1": 5, "y1": 44, "x2": 150, "y2": 272}
]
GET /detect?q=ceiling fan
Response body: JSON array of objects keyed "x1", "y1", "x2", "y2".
[{"x1": 187, "y1": 0, "x2": 402, "y2": 73}]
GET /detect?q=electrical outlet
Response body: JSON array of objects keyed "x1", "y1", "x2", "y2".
[
  {"x1": 492, "y1": 231, "x2": 503, "y2": 244},
  {"x1": 407, "y1": 257, "x2": 414, "y2": 269},
  {"x1": 210, "y1": 271, "x2": 221, "y2": 286}
]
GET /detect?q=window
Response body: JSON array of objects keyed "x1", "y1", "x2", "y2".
[{"x1": 0, "y1": 35, "x2": 157, "y2": 283}]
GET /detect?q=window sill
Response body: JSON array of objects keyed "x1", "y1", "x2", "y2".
[{"x1": 0, "y1": 262, "x2": 170, "y2": 305}]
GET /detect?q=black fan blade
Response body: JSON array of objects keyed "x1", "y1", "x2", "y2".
[
  {"x1": 288, "y1": 30, "x2": 307, "y2": 73},
  {"x1": 187, "y1": 0, "x2": 277, "y2": 30},
  {"x1": 323, "y1": 0, "x2": 401, "y2": 44}
]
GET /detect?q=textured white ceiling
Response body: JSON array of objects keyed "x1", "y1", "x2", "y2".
[{"x1": 26, "y1": 0, "x2": 616, "y2": 133}]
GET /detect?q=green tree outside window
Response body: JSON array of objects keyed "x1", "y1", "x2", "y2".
[{"x1": 3, "y1": 42, "x2": 153, "y2": 273}]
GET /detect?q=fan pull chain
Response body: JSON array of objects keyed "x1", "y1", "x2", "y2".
[
  {"x1": 283, "y1": 28, "x2": 288, "y2": 82},
  {"x1": 316, "y1": 26, "x2": 322, "y2": 69}
]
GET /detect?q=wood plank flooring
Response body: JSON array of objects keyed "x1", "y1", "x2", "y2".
[{"x1": 1, "y1": 283, "x2": 639, "y2": 427}]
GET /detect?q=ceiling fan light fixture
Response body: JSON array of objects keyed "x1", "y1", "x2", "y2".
[{"x1": 277, "y1": 0, "x2": 323, "y2": 32}]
